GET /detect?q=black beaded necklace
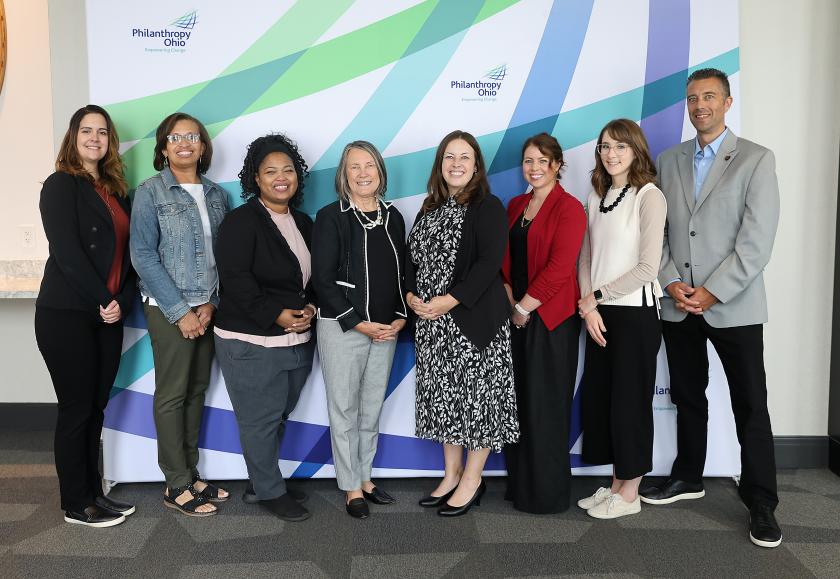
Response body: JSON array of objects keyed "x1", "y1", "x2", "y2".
[{"x1": 599, "y1": 183, "x2": 631, "y2": 213}]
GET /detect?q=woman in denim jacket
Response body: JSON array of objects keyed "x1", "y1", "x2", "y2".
[{"x1": 130, "y1": 112, "x2": 230, "y2": 516}]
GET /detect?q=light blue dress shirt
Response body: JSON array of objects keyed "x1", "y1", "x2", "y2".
[{"x1": 693, "y1": 128, "x2": 729, "y2": 200}]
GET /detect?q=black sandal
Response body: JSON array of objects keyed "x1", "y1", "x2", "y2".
[
  {"x1": 193, "y1": 475, "x2": 229, "y2": 503},
  {"x1": 164, "y1": 484, "x2": 217, "y2": 517}
]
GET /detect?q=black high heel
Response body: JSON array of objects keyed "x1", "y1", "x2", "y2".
[
  {"x1": 418, "y1": 486, "x2": 456, "y2": 508},
  {"x1": 437, "y1": 480, "x2": 486, "y2": 517}
]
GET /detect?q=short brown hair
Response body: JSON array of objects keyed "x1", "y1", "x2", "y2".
[
  {"x1": 422, "y1": 130, "x2": 490, "y2": 213},
  {"x1": 152, "y1": 112, "x2": 213, "y2": 174},
  {"x1": 55, "y1": 104, "x2": 127, "y2": 197},
  {"x1": 590, "y1": 119, "x2": 657, "y2": 197},
  {"x1": 335, "y1": 141, "x2": 388, "y2": 201},
  {"x1": 521, "y1": 132, "x2": 565, "y2": 173}
]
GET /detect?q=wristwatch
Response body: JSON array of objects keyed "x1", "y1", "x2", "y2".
[{"x1": 593, "y1": 289, "x2": 604, "y2": 303}]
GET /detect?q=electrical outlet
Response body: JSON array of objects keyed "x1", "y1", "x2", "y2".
[{"x1": 19, "y1": 225, "x2": 36, "y2": 249}]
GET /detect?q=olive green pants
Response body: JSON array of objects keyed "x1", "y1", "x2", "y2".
[{"x1": 143, "y1": 303, "x2": 214, "y2": 489}]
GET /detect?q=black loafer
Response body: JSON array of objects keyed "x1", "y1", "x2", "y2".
[
  {"x1": 260, "y1": 493, "x2": 311, "y2": 522},
  {"x1": 346, "y1": 497, "x2": 370, "y2": 519},
  {"x1": 243, "y1": 482, "x2": 307, "y2": 504},
  {"x1": 418, "y1": 487, "x2": 456, "y2": 508},
  {"x1": 95, "y1": 494, "x2": 136, "y2": 516},
  {"x1": 64, "y1": 505, "x2": 125, "y2": 528},
  {"x1": 363, "y1": 486, "x2": 396, "y2": 505},
  {"x1": 749, "y1": 504, "x2": 782, "y2": 548},
  {"x1": 639, "y1": 479, "x2": 705, "y2": 505}
]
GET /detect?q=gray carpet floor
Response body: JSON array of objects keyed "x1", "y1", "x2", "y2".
[{"x1": 1, "y1": 430, "x2": 839, "y2": 578}]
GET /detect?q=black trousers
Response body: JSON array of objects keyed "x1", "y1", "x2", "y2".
[
  {"x1": 662, "y1": 315, "x2": 778, "y2": 509},
  {"x1": 504, "y1": 313, "x2": 579, "y2": 514},
  {"x1": 35, "y1": 307, "x2": 123, "y2": 512},
  {"x1": 581, "y1": 303, "x2": 661, "y2": 480}
]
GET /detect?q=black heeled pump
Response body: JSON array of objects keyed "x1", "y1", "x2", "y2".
[{"x1": 437, "y1": 480, "x2": 486, "y2": 517}]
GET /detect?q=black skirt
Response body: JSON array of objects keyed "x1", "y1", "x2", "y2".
[{"x1": 504, "y1": 312, "x2": 580, "y2": 513}]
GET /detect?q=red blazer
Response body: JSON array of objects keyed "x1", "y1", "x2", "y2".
[{"x1": 501, "y1": 182, "x2": 586, "y2": 331}]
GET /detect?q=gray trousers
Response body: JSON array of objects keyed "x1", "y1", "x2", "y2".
[
  {"x1": 214, "y1": 336, "x2": 313, "y2": 500},
  {"x1": 317, "y1": 319, "x2": 397, "y2": 491}
]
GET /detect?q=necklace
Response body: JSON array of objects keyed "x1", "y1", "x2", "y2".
[
  {"x1": 94, "y1": 182, "x2": 115, "y2": 218},
  {"x1": 354, "y1": 200, "x2": 383, "y2": 229},
  {"x1": 521, "y1": 193, "x2": 544, "y2": 227},
  {"x1": 599, "y1": 183, "x2": 631, "y2": 213}
]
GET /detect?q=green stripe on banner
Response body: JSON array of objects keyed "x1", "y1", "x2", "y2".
[
  {"x1": 111, "y1": 334, "x2": 154, "y2": 398},
  {"x1": 222, "y1": 0, "x2": 355, "y2": 75},
  {"x1": 111, "y1": 1, "x2": 520, "y2": 188}
]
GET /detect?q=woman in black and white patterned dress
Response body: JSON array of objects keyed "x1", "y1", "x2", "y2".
[{"x1": 406, "y1": 130, "x2": 518, "y2": 517}]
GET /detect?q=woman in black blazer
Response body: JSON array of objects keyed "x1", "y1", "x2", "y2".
[
  {"x1": 406, "y1": 130, "x2": 519, "y2": 517},
  {"x1": 213, "y1": 134, "x2": 315, "y2": 522},
  {"x1": 35, "y1": 104, "x2": 137, "y2": 527}
]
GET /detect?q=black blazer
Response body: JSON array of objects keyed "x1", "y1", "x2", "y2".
[
  {"x1": 214, "y1": 197, "x2": 314, "y2": 336},
  {"x1": 406, "y1": 194, "x2": 510, "y2": 350},
  {"x1": 36, "y1": 171, "x2": 136, "y2": 315},
  {"x1": 312, "y1": 198, "x2": 407, "y2": 332}
]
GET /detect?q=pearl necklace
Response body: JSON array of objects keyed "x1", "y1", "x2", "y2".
[
  {"x1": 354, "y1": 200, "x2": 383, "y2": 229},
  {"x1": 599, "y1": 183, "x2": 631, "y2": 213}
]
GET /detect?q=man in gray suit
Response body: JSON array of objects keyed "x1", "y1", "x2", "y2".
[{"x1": 640, "y1": 68, "x2": 782, "y2": 548}]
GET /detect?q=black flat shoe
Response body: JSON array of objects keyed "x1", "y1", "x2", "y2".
[
  {"x1": 260, "y1": 493, "x2": 311, "y2": 522},
  {"x1": 64, "y1": 505, "x2": 125, "y2": 528},
  {"x1": 363, "y1": 486, "x2": 396, "y2": 505},
  {"x1": 419, "y1": 487, "x2": 456, "y2": 508},
  {"x1": 346, "y1": 497, "x2": 369, "y2": 519},
  {"x1": 749, "y1": 504, "x2": 782, "y2": 548},
  {"x1": 243, "y1": 482, "x2": 307, "y2": 504},
  {"x1": 639, "y1": 478, "x2": 705, "y2": 505},
  {"x1": 438, "y1": 480, "x2": 486, "y2": 517},
  {"x1": 95, "y1": 494, "x2": 136, "y2": 516}
]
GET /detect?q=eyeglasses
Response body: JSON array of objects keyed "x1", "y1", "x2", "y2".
[
  {"x1": 596, "y1": 143, "x2": 630, "y2": 156},
  {"x1": 166, "y1": 133, "x2": 201, "y2": 144}
]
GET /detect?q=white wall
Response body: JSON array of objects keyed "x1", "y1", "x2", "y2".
[
  {"x1": 1, "y1": 1, "x2": 839, "y2": 435},
  {"x1": 0, "y1": 0, "x2": 54, "y2": 261},
  {"x1": 740, "y1": 0, "x2": 840, "y2": 435}
]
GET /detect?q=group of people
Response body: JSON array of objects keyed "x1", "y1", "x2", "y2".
[{"x1": 35, "y1": 68, "x2": 782, "y2": 548}]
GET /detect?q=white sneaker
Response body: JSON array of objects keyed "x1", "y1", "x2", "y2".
[
  {"x1": 577, "y1": 487, "x2": 612, "y2": 510},
  {"x1": 587, "y1": 494, "x2": 641, "y2": 519}
]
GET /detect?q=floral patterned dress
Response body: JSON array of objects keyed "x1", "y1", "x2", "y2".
[{"x1": 408, "y1": 196, "x2": 519, "y2": 452}]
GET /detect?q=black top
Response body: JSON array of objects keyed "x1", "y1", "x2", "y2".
[
  {"x1": 36, "y1": 171, "x2": 136, "y2": 316},
  {"x1": 510, "y1": 215, "x2": 530, "y2": 301},
  {"x1": 312, "y1": 199, "x2": 407, "y2": 332},
  {"x1": 214, "y1": 197, "x2": 314, "y2": 336},
  {"x1": 406, "y1": 194, "x2": 510, "y2": 350},
  {"x1": 362, "y1": 211, "x2": 401, "y2": 324}
]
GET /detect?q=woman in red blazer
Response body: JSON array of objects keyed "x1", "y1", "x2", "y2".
[{"x1": 501, "y1": 132, "x2": 586, "y2": 513}]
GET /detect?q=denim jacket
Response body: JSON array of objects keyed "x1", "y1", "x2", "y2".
[{"x1": 130, "y1": 167, "x2": 229, "y2": 324}]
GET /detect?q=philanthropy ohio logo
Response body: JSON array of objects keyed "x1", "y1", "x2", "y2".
[
  {"x1": 131, "y1": 10, "x2": 198, "y2": 53},
  {"x1": 450, "y1": 64, "x2": 507, "y2": 102}
]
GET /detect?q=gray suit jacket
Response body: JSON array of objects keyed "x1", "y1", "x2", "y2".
[{"x1": 657, "y1": 130, "x2": 780, "y2": 327}]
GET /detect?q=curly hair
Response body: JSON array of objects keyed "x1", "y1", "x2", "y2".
[
  {"x1": 56, "y1": 104, "x2": 128, "y2": 197},
  {"x1": 238, "y1": 133, "x2": 309, "y2": 206},
  {"x1": 590, "y1": 118, "x2": 657, "y2": 198}
]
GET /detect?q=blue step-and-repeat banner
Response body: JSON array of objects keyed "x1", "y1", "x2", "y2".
[{"x1": 91, "y1": 0, "x2": 743, "y2": 482}]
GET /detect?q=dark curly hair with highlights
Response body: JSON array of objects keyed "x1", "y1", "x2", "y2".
[{"x1": 238, "y1": 133, "x2": 309, "y2": 206}]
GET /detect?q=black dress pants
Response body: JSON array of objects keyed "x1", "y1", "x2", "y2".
[
  {"x1": 581, "y1": 303, "x2": 661, "y2": 480},
  {"x1": 662, "y1": 314, "x2": 778, "y2": 509},
  {"x1": 35, "y1": 307, "x2": 123, "y2": 512},
  {"x1": 505, "y1": 313, "x2": 579, "y2": 513}
]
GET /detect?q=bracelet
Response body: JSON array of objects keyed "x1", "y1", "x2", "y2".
[{"x1": 514, "y1": 303, "x2": 530, "y2": 316}]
